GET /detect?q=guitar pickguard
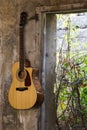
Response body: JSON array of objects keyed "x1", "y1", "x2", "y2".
[{"x1": 25, "y1": 70, "x2": 31, "y2": 86}]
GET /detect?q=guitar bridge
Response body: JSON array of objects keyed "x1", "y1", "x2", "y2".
[{"x1": 16, "y1": 87, "x2": 28, "y2": 91}]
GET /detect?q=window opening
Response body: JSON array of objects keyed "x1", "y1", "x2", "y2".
[{"x1": 54, "y1": 12, "x2": 87, "y2": 130}]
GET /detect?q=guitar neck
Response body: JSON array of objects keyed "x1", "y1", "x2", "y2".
[{"x1": 19, "y1": 26, "x2": 25, "y2": 71}]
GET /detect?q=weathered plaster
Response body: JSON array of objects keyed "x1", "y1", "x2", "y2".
[{"x1": 0, "y1": 0, "x2": 87, "y2": 130}]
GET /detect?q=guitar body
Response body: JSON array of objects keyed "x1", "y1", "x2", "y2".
[{"x1": 8, "y1": 62, "x2": 37, "y2": 109}]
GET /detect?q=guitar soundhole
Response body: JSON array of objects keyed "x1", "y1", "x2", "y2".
[
  {"x1": 17, "y1": 70, "x2": 26, "y2": 80},
  {"x1": 17, "y1": 69, "x2": 31, "y2": 86}
]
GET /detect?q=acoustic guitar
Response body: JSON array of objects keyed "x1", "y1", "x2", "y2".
[{"x1": 8, "y1": 12, "x2": 43, "y2": 109}]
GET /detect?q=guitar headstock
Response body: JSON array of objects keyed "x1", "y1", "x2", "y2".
[{"x1": 20, "y1": 12, "x2": 28, "y2": 27}]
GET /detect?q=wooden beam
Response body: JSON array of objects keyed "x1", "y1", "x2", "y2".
[{"x1": 36, "y1": 3, "x2": 87, "y2": 14}]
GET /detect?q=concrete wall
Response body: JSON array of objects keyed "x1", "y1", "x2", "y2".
[{"x1": 0, "y1": 0, "x2": 87, "y2": 130}]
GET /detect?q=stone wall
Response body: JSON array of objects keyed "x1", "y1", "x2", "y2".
[
  {"x1": 57, "y1": 13, "x2": 87, "y2": 53},
  {"x1": 0, "y1": 0, "x2": 87, "y2": 130}
]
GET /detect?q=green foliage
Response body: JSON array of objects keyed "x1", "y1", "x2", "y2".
[{"x1": 55, "y1": 13, "x2": 87, "y2": 129}]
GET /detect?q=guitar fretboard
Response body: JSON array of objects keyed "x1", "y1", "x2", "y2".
[{"x1": 19, "y1": 26, "x2": 25, "y2": 71}]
